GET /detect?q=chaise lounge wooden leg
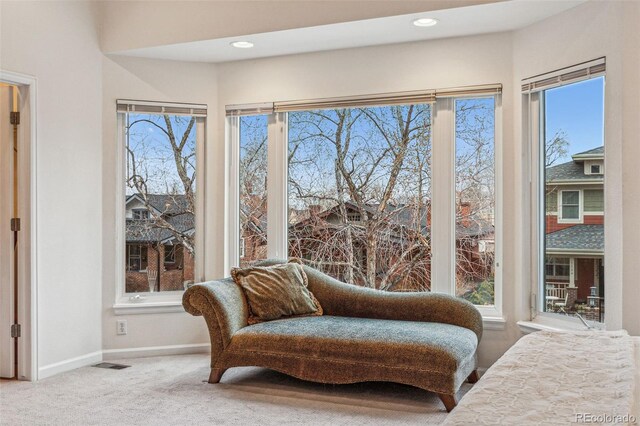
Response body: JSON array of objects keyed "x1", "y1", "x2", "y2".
[
  {"x1": 208, "y1": 368, "x2": 227, "y2": 384},
  {"x1": 437, "y1": 393, "x2": 457, "y2": 412},
  {"x1": 467, "y1": 369, "x2": 480, "y2": 384}
]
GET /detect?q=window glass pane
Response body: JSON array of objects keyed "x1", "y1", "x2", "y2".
[
  {"x1": 239, "y1": 115, "x2": 268, "y2": 267},
  {"x1": 584, "y1": 189, "x2": 604, "y2": 211},
  {"x1": 288, "y1": 105, "x2": 432, "y2": 291},
  {"x1": 543, "y1": 77, "x2": 605, "y2": 322},
  {"x1": 562, "y1": 191, "x2": 579, "y2": 205},
  {"x1": 125, "y1": 113, "x2": 197, "y2": 293},
  {"x1": 455, "y1": 98, "x2": 496, "y2": 306}
]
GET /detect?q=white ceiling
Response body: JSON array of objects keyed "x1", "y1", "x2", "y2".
[{"x1": 114, "y1": 0, "x2": 584, "y2": 64}]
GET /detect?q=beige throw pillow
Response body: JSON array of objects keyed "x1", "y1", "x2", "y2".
[{"x1": 231, "y1": 263, "x2": 322, "y2": 324}]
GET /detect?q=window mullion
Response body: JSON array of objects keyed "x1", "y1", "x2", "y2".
[
  {"x1": 226, "y1": 116, "x2": 240, "y2": 274},
  {"x1": 266, "y1": 112, "x2": 288, "y2": 259},
  {"x1": 431, "y1": 98, "x2": 455, "y2": 295}
]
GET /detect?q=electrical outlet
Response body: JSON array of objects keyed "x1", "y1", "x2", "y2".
[{"x1": 116, "y1": 319, "x2": 127, "y2": 335}]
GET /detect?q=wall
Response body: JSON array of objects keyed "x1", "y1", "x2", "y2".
[
  {"x1": 513, "y1": 0, "x2": 639, "y2": 333},
  {"x1": 99, "y1": 0, "x2": 495, "y2": 53},
  {"x1": 620, "y1": 0, "x2": 640, "y2": 336},
  {"x1": 216, "y1": 32, "x2": 519, "y2": 367},
  {"x1": 101, "y1": 55, "x2": 215, "y2": 354},
  {"x1": 0, "y1": 1, "x2": 104, "y2": 377}
]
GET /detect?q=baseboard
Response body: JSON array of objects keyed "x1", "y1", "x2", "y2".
[
  {"x1": 102, "y1": 343, "x2": 210, "y2": 360},
  {"x1": 38, "y1": 351, "x2": 103, "y2": 380}
]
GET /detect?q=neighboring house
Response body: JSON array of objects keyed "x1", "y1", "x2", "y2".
[
  {"x1": 125, "y1": 194, "x2": 195, "y2": 293},
  {"x1": 282, "y1": 200, "x2": 494, "y2": 291},
  {"x1": 545, "y1": 146, "x2": 604, "y2": 305}
]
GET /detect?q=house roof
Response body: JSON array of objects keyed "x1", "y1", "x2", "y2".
[
  {"x1": 545, "y1": 225, "x2": 604, "y2": 253},
  {"x1": 126, "y1": 193, "x2": 191, "y2": 215},
  {"x1": 546, "y1": 146, "x2": 604, "y2": 183},
  {"x1": 126, "y1": 193, "x2": 194, "y2": 243},
  {"x1": 289, "y1": 200, "x2": 493, "y2": 239},
  {"x1": 572, "y1": 146, "x2": 604, "y2": 160}
]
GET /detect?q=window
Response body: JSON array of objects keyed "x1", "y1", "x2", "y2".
[
  {"x1": 546, "y1": 257, "x2": 570, "y2": 279},
  {"x1": 584, "y1": 189, "x2": 604, "y2": 212},
  {"x1": 239, "y1": 115, "x2": 268, "y2": 267},
  {"x1": 560, "y1": 190, "x2": 580, "y2": 221},
  {"x1": 288, "y1": 105, "x2": 432, "y2": 290},
  {"x1": 132, "y1": 209, "x2": 149, "y2": 220},
  {"x1": 127, "y1": 244, "x2": 148, "y2": 271},
  {"x1": 347, "y1": 213, "x2": 361, "y2": 223},
  {"x1": 455, "y1": 97, "x2": 496, "y2": 306},
  {"x1": 118, "y1": 100, "x2": 206, "y2": 297},
  {"x1": 228, "y1": 86, "x2": 501, "y2": 315},
  {"x1": 164, "y1": 244, "x2": 176, "y2": 264},
  {"x1": 528, "y1": 65, "x2": 605, "y2": 323}
]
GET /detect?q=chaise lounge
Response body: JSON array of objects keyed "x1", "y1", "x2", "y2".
[{"x1": 183, "y1": 259, "x2": 483, "y2": 411}]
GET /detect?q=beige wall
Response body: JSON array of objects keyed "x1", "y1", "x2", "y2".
[
  {"x1": 101, "y1": 55, "x2": 216, "y2": 351},
  {"x1": 99, "y1": 0, "x2": 497, "y2": 53},
  {"x1": 0, "y1": 1, "x2": 104, "y2": 373},
  {"x1": 513, "y1": 0, "x2": 639, "y2": 334}
]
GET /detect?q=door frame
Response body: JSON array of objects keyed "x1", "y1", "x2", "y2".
[{"x1": 0, "y1": 69, "x2": 38, "y2": 381}]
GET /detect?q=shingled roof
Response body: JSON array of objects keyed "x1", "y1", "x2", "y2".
[
  {"x1": 125, "y1": 194, "x2": 194, "y2": 243},
  {"x1": 546, "y1": 145, "x2": 604, "y2": 183},
  {"x1": 545, "y1": 225, "x2": 604, "y2": 252}
]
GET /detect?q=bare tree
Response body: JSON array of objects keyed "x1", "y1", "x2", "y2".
[
  {"x1": 126, "y1": 114, "x2": 196, "y2": 255},
  {"x1": 288, "y1": 105, "x2": 432, "y2": 290},
  {"x1": 545, "y1": 130, "x2": 570, "y2": 167}
]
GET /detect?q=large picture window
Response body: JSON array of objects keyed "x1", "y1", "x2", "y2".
[
  {"x1": 287, "y1": 105, "x2": 432, "y2": 290},
  {"x1": 118, "y1": 101, "x2": 206, "y2": 296},
  {"x1": 228, "y1": 86, "x2": 501, "y2": 315}
]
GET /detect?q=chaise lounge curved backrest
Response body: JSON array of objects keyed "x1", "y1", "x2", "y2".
[{"x1": 183, "y1": 259, "x2": 483, "y2": 412}]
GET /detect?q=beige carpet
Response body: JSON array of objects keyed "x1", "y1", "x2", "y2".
[{"x1": 0, "y1": 354, "x2": 470, "y2": 425}]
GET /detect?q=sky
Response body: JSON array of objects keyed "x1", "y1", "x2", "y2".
[
  {"x1": 127, "y1": 114, "x2": 196, "y2": 195},
  {"x1": 545, "y1": 76, "x2": 605, "y2": 162}
]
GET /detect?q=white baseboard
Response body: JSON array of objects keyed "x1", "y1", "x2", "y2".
[
  {"x1": 102, "y1": 343, "x2": 210, "y2": 360},
  {"x1": 37, "y1": 344, "x2": 210, "y2": 380},
  {"x1": 38, "y1": 350, "x2": 103, "y2": 380}
]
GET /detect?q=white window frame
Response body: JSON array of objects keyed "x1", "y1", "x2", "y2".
[
  {"x1": 589, "y1": 163, "x2": 603, "y2": 175},
  {"x1": 132, "y1": 208, "x2": 149, "y2": 220},
  {"x1": 524, "y1": 62, "x2": 609, "y2": 328},
  {"x1": 226, "y1": 91, "x2": 503, "y2": 324},
  {"x1": 545, "y1": 256, "x2": 570, "y2": 280},
  {"x1": 127, "y1": 244, "x2": 148, "y2": 272},
  {"x1": 557, "y1": 189, "x2": 582, "y2": 223},
  {"x1": 115, "y1": 102, "x2": 206, "y2": 310}
]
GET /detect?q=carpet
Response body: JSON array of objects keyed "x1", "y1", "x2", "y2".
[{"x1": 0, "y1": 354, "x2": 470, "y2": 425}]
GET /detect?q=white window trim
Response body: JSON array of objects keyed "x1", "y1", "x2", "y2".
[
  {"x1": 545, "y1": 256, "x2": 570, "y2": 280},
  {"x1": 226, "y1": 93, "x2": 503, "y2": 321},
  {"x1": 114, "y1": 106, "x2": 206, "y2": 310},
  {"x1": 557, "y1": 189, "x2": 582, "y2": 223},
  {"x1": 526, "y1": 74, "x2": 615, "y2": 329}
]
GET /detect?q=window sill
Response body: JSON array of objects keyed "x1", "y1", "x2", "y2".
[
  {"x1": 482, "y1": 316, "x2": 507, "y2": 331},
  {"x1": 113, "y1": 301, "x2": 185, "y2": 315},
  {"x1": 517, "y1": 315, "x2": 604, "y2": 334}
]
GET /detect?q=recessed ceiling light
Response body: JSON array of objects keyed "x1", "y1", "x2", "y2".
[
  {"x1": 231, "y1": 41, "x2": 254, "y2": 49},
  {"x1": 413, "y1": 18, "x2": 439, "y2": 27}
]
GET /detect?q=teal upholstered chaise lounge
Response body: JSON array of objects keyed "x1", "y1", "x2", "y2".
[{"x1": 183, "y1": 259, "x2": 482, "y2": 412}]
